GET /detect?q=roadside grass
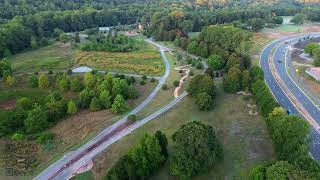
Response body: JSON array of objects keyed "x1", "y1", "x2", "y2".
[
  {"x1": 250, "y1": 33, "x2": 274, "y2": 65},
  {"x1": 72, "y1": 171, "x2": 94, "y2": 180},
  {"x1": 75, "y1": 41, "x2": 164, "y2": 76},
  {"x1": 0, "y1": 88, "x2": 48, "y2": 102},
  {"x1": 91, "y1": 79, "x2": 275, "y2": 179},
  {"x1": 8, "y1": 43, "x2": 74, "y2": 74}
]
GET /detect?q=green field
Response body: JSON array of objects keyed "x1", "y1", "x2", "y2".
[
  {"x1": 8, "y1": 43, "x2": 74, "y2": 74},
  {"x1": 92, "y1": 79, "x2": 275, "y2": 179}
]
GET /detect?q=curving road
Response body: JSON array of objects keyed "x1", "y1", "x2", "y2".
[
  {"x1": 260, "y1": 33, "x2": 320, "y2": 160},
  {"x1": 34, "y1": 39, "x2": 173, "y2": 180}
]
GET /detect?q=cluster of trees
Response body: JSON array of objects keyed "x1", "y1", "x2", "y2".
[
  {"x1": 80, "y1": 34, "x2": 140, "y2": 52},
  {"x1": 105, "y1": 121, "x2": 222, "y2": 179},
  {"x1": 105, "y1": 131, "x2": 168, "y2": 180},
  {"x1": 186, "y1": 74, "x2": 216, "y2": 111},
  {"x1": 0, "y1": 72, "x2": 139, "y2": 139},
  {"x1": 304, "y1": 42, "x2": 320, "y2": 67},
  {"x1": 249, "y1": 66, "x2": 320, "y2": 179},
  {"x1": 170, "y1": 121, "x2": 222, "y2": 178}
]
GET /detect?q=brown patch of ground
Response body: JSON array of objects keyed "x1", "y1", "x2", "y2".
[
  {"x1": 303, "y1": 24, "x2": 320, "y2": 33},
  {"x1": 0, "y1": 99, "x2": 16, "y2": 110}
]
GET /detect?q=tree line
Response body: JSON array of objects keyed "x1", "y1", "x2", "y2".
[{"x1": 249, "y1": 66, "x2": 320, "y2": 179}]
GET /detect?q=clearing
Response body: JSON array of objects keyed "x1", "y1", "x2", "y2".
[
  {"x1": 89, "y1": 79, "x2": 275, "y2": 179},
  {"x1": 74, "y1": 41, "x2": 164, "y2": 76},
  {"x1": 8, "y1": 42, "x2": 74, "y2": 74}
]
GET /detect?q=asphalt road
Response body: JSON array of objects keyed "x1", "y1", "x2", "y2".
[
  {"x1": 34, "y1": 39, "x2": 172, "y2": 180},
  {"x1": 260, "y1": 33, "x2": 320, "y2": 160}
]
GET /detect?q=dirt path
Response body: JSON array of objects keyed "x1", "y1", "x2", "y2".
[{"x1": 174, "y1": 65, "x2": 191, "y2": 98}]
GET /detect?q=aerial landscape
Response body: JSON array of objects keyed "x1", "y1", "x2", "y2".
[{"x1": 1, "y1": 0, "x2": 320, "y2": 179}]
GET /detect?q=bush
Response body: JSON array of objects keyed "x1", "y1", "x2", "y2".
[
  {"x1": 173, "y1": 80, "x2": 180, "y2": 87},
  {"x1": 112, "y1": 94, "x2": 129, "y2": 114},
  {"x1": 90, "y1": 97, "x2": 102, "y2": 111},
  {"x1": 67, "y1": 100, "x2": 78, "y2": 115},
  {"x1": 67, "y1": 69, "x2": 72, "y2": 75},
  {"x1": 162, "y1": 84, "x2": 168, "y2": 90},
  {"x1": 58, "y1": 77, "x2": 69, "y2": 91},
  {"x1": 48, "y1": 70, "x2": 54, "y2": 75},
  {"x1": 196, "y1": 62, "x2": 203, "y2": 69},
  {"x1": 5, "y1": 75, "x2": 17, "y2": 87},
  {"x1": 128, "y1": 114, "x2": 137, "y2": 122},
  {"x1": 38, "y1": 74, "x2": 49, "y2": 89},
  {"x1": 142, "y1": 75, "x2": 147, "y2": 80},
  {"x1": 24, "y1": 104, "x2": 48, "y2": 134},
  {"x1": 150, "y1": 78, "x2": 156, "y2": 83},
  {"x1": 195, "y1": 92, "x2": 213, "y2": 111},
  {"x1": 11, "y1": 133, "x2": 25, "y2": 141},
  {"x1": 28, "y1": 74, "x2": 38, "y2": 88},
  {"x1": 140, "y1": 80, "x2": 146, "y2": 85},
  {"x1": 189, "y1": 70, "x2": 194, "y2": 76},
  {"x1": 16, "y1": 97, "x2": 32, "y2": 110},
  {"x1": 36, "y1": 132, "x2": 55, "y2": 144},
  {"x1": 70, "y1": 78, "x2": 83, "y2": 92}
]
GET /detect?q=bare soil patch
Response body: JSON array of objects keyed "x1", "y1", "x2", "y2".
[{"x1": 0, "y1": 99, "x2": 16, "y2": 110}]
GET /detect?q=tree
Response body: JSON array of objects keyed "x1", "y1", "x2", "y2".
[
  {"x1": 16, "y1": 97, "x2": 32, "y2": 110},
  {"x1": 241, "y1": 70, "x2": 251, "y2": 91},
  {"x1": 84, "y1": 72, "x2": 95, "y2": 88},
  {"x1": 38, "y1": 74, "x2": 49, "y2": 89},
  {"x1": 291, "y1": 13, "x2": 306, "y2": 25},
  {"x1": 207, "y1": 54, "x2": 225, "y2": 70},
  {"x1": 28, "y1": 74, "x2": 38, "y2": 88},
  {"x1": 106, "y1": 134, "x2": 166, "y2": 180},
  {"x1": 75, "y1": 32, "x2": 80, "y2": 43},
  {"x1": 70, "y1": 78, "x2": 83, "y2": 92},
  {"x1": 24, "y1": 104, "x2": 48, "y2": 134},
  {"x1": 305, "y1": 43, "x2": 320, "y2": 56},
  {"x1": 265, "y1": 161, "x2": 294, "y2": 180},
  {"x1": 58, "y1": 77, "x2": 69, "y2": 91},
  {"x1": 170, "y1": 121, "x2": 222, "y2": 178},
  {"x1": 5, "y1": 75, "x2": 17, "y2": 87},
  {"x1": 112, "y1": 78, "x2": 129, "y2": 98},
  {"x1": 112, "y1": 94, "x2": 128, "y2": 114},
  {"x1": 250, "y1": 65, "x2": 264, "y2": 82},
  {"x1": 79, "y1": 88, "x2": 95, "y2": 108},
  {"x1": 196, "y1": 92, "x2": 213, "y2": 111},
  {"x1": 99, "y1": 90, "x2": 112, "y2": 109},
  {"x1": 90, "y1": 97, "x2": 102, "y2": 111},
  {"x1": 30, "y1": 36, "x2": 38, "y2": 49},
  {"x1": 0, "y1": 59, "x2": 12, "y2": 78},
  {"x1": 187, "y1": 74, "x2": 216, "y2": 98},
  {"x1": 173, "y1": 80, "x2": 180, "y2": 87},
  {"x1": 247, "y1": 18, "x2": 265, "y2": 32},
  {"x1": 223, "y1": 66, "x2": 242, "y2": 93},
  {"x1": 154, "y1": 131, "x2": 168, "y2": 158},
  {"x1": 67, "y1": 100, "x2": 77, "y2": 115},
  {"x1": 59, "y1": 33, "x2": 69, "y2": 43}
]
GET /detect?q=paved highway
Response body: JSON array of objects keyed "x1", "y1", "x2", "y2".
[
  {"x1": 260, "y1": 33, "x2": 320, "y2": 160},
  {"x1": 34, "y1": 39, "x2": 173, "y2": 180}
]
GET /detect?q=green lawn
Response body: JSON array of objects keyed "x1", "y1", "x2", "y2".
[
  {"x1": 8, "y1": 43, "x2": 74, "y2": 74},
  {"x1": 92, "y1": 79, "x2": 275, "y2": 179},
  {"x1": 72, "y1": 171, "x2": 94, "y2": 180}
]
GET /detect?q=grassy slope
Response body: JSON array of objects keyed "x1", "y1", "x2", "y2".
[
  {"x1": 8, "y1": 43, "x2": 74, "y2": 74},
  {"x1": 91, "y1": 79, "x2": 275, "y2": 179}
]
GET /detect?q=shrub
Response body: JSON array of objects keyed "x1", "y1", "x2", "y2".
[
  {"x1": 36, "y1": 132, "x2": 55, "y2": 145},
  {"x1": 162, "y1": 84, "x2": 168, "y2": 90},
  {"x1": 28, "y1": 75, "x2": 38, "y2": 88},
  {"x1": 5, "y1": 75, "x2": 17, "y2": 87},
  {"x1": 196, "y1": 92, "x2": 213, "y2": 111},
  {"x1": 38, "y1": 74, "x2": 49, "y2": 89},
  {"x1": 173, "y1": 80, "x2": 180, "y2": 87},
  {"x1": 90, "y1": 97, "x2": 102, "y2": 111},
  {"x1": 16, "y1": 97, "x2": 32, "y2": 110},
  {"x1": 140, "y1": 80, "x2": 146, "y2": 85},
  {"x1": 11, "y1": 133, "x2": 25, "y2": 141},
  {"x1": 150, "y1": 78, "x2": 156, "y2": 83},
  {"x1": 99, "y1": 90, "x2": 112, "y2": 108},
  {"x1": 70, "y1": 78, "x2": 83, "y2": 92},
  {"x1": 48, "y1": 70, "x2": 54, "y2": 75},
  {"x1": 67, "y1": 100, "x2": 78, "y2": 115},
  {"x1": 142, "y1": 75, "x2": 147, "y2": 80},
  {"x1": 189, "y1": 70, "x2": 194, "y2": 76},
  {"x1": 195, "y1": 62, "x2": 203, "y2": 69},
  {"x1": 128, "y1": 114, "x2": 137, "y2": 122},
  {"x1": 58, "y1": 77, "x2": 69, "y2": 91},
  {"x1": 24, "y1": 104, "x2": 48, "y2": 134},
  {"x1": 112, "y1": 94, "x2": 129, "y2": 114},
  {"x1": 67, "y1": 69, "x2": 72, "y2": 75}
]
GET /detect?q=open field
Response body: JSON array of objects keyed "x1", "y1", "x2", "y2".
[
  {"x1": 75, "y1": 41, "x2": 164, "y2": 76},
  {"x1": 8, "y1": 43, "x2": 74, "y2": 74},
  {"x1": 90, "y1": 79, "x2": 275, "y2": 179}
]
